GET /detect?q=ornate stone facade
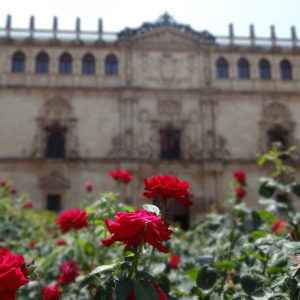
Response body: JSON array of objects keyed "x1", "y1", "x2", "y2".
[{"x1": 1, "y1": 14, "x2": 300, "y2": 218}]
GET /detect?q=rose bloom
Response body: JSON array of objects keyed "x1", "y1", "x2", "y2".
[
  {"x1": 168, "y1": 255, "x2": 181, "y2": 269},
  {"x1": 22, "y1": 201, "x2": 33, "y2": 209},
  {"x1": 84, "y1": 180, "x2": 95, "y2": 193},
  {"x1": 143, "y1": 175, "x2": 192, "y2": 206},
  {"x1": 42, "y1": 283, "x2": 60, "y2": 300},
  {"x1": 233, "y1": 170, "x2": 246, "y2": 185},
  {"x1": 55, "y1": 208, "x2": 88, "y2": 233},
  {"x1": 56, "y1": 239, "x2": 67, "y2": 247},
  {"x1": 0, "y1": 179, "x2": 7, "y2": 187},
  {"x1": 0, "y1": 248, "x2": 29, "y2": 300},
  {"x1": 272, "y1": 220, "x2": 288, "y2": 234},
  {"x1": 127, "y1": 283, "x2": 167, "y2": 300},
  {"x1": 10, "y1": 186, "x2": 17, "y2": 195},
  {"x1": 57, "y1": 260, "x2": 80, "y2": 285},
  {"x1": 108, "y1": 169, "x2": 133, "y2": 184},
  {"x1": 234, "y1": 186, "x2": 246, "y2": 200},
  {"x1": 102, "y1": 209, "x2": 172, "y2": 253}
]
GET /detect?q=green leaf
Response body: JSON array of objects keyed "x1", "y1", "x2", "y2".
[
  {"x1": 196, "y1": 267, "x2": 218, "y2": 290},
  {"x1": 250, "y1": 230, "x2": 268, "y2": 241},
  {"x1": 214, "y1": 259, "x2": 236, "y2": 271},
  {"x1": 292, "y1": 183, "x2": 300, "y2": 198},
  {"x1": 240, "y1": 275, "x2": 262, "y2": 295},
  {"x1": 116, "y1": 278, "x2": 133, "y2": 300},
  {"x1": 134, "y1": 280, "x2": 160, "y2": 300},
  {"x1": 259, "y1": 181, "x2": 276, "y2": 198}
]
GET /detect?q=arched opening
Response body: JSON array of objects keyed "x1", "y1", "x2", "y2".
[
  {"x1": 267, "y1": 125, "x2": 289, "y2": 151},
  {"x1": 216, "y1": 57, "x2": 229, "y2": 79},
  {"x1": 280, "y1": 59, "x2": 293, "y2": 80},
  {"x1": 11, "y1": 51, "x2": 26, "y2": 73},
  {"x1": 160, "y1": 127, "x2": 181, "y2": 160},
  {"x1": 238, "y1": 58, "x2": 250, "y2": 79},
  {"x1": 45, "y1": 125, "x2": 66, "y2": 159},
  {"x1": 259, "y1": 59, "x2": 271, "y2": 80},
  {"x1": 105, "y1": 54, "x2": 118, "y2": 76},
  {"x1": 36, "y1": 51, "x2": 49, "y2": 74},
  {"x1": 82, "y1": 53, "x2": 96, "y2": 75},
  {"x1": 59, "y1": 52, "x2": 73, "y2": 75}
]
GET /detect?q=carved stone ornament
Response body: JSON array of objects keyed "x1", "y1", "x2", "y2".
[
  {"x1": 39, "y1": 171, "x2": 70, "y2": 193},
  {"x1": 31, "y1": 97, "x2": 79, "y2": 158}
]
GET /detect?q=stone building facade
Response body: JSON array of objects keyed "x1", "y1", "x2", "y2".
[{"x1": 1, "y1": 14, "x2": 300, "y2": 221}]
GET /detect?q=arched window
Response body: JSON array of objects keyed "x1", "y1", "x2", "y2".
[
  {"x1": 105, "y1": 54, "x2": 118, "y2": 76},
  {"x1": 160, "y1": 127, "x2": 181, "y2": 160},
  {"x1": 46, "y1": 126, "x2": 66, "y2": 159},
  {"x1": 82, "y1": 53, "x2": 95, "y2": 75},
  {"x1": 35, "y1": 51, "x2": 49, "y2": 74},
  {"x1": 11, "y1": 51, "x2": 26, "y2": 73},
  {"x1": 259, "y1": 59, "x2": 271, "y2": 80},
  {"x1": 216, "y1": 57, "x2": 229, "y2": 79},
  {"x1": 280, "y1": 59, "x2": 293, "y2": 80},
  {"x1": 59, "y1": 52, "x2": 73, "y2": 75},
  {"x1": 267, "y1": 125, "x2": 289, "y2": 150},
  {"x1": 238, "y1": 58, "x2": 250, "y2": 79}
]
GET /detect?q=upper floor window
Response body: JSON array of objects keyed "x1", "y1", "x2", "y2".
[
  {"x1": 105, "y1": 54, "x2": 118, "y2": 76},
  {"x1": 160, "y1": 128, "x2": 181, "y2": 160},
  {"x1": 46, "y1": 125, "x2": 66, "y2": 159},
  {"x1": 59, "y1": 52, "x2": 73, "y2": 75},
  {"x1": 280, "y1": 59, "x2": 293, "y2": 80},
  {"x1": 238, "y1": 58, "x2": 250, "y2": 79},
  {"x1": 82, "y1": 53, "x2": 96, "y2": 75},
  {"x1": 259, "y1": 59, "x2": 271, "y2": 80},
  {"x1": 216, "y1": 57, "x2": 229, "y2": 79},
  {"x1": 11, "y1": 51, "x2": 26, "y2": 73},
  {"x1": 35, "y1": 51, "x2": 49, "y2": 74}
]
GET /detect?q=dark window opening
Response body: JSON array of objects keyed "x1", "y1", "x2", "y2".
[
  {"x1": 46, "y1": 194, "x2": 61, "y2": 212},
  {"x1": 46, "y1": 126, "x2": 66, "y2": 159},
  {"x1": 59, "y1": 53, "x2": 73, "y2": 75},
  {"x1": 11, "y1": 51, "x2": 26, "y2": 73},
  {"x1": 36, "y1": 52, "x2": 49, "y2": 74},
  {"x1": 267, "y1": 126, "x2": 289, "y2": 151},
  {"x1": 238, "y1": 58, "x2": 250, "y2": 79},
  {"x1": 105, "y1": 54, "x2": 118, "y2": 76},
  {"x1": 280, "y1": 60, "x2": 293, "y2": 80},
  {"x1": 82, "y1": 53, "x2": 95, "y2": 75},
  {"x1": 160, "y1": 128, "x2": 181, "y2": 160},
  {"x1": 216, "y1": 57, "x2": 229, "y2": 79},
  {"x1": 259, "y1": 59, "x2": 271, "y2": 80},
  {"x1": 173, "y1": 214, "x2": 190, "y2": 230}
]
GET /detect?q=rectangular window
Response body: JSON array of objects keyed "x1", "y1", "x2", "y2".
[
  {"x1": 160, "y1": 128, "x2": 181, "y2": 160},
  {"x1": 47, "y1": 194, "x2": 61, "y2": 212}
]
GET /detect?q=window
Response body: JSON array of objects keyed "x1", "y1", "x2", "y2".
[
  {"x1": 105, "y1": 54, "x2": 118, "y2": 76},
  {"x1": 59, "y1": 52, "x2": 73, "y2": 75},
  {"x1": 11, "y1": 51, "x2": 25, "y2": 73},
  {"x1": 35, "y1": 51, "x2": 49, "y2": 74},
  {"x1": 216, "y1": 57, "x2": 229, "y2": 79},
  {"x1": 173, "y1": 213, "x2": 190, "y2": 230},
  {"x1": 280, "y1": 59, "x2": 293, "y2": 80},
  {"x1": 238, "y1": 58, "x2": 250, "y2": 79},
  {"x1": 82, "y1": 53, "x2": 95, "y2": 75},
  {"x1": 259, "y1": 59, "x2": 271, "y2": 80},
  {"x1": 267, "y1": 126, "x2": 289, "y2": 150},
  {"x1": 160, "y1": 128, "x2": 181, "y2": 160},
  {"x1": 46, "y1": 194, "x2": 61, "y2": 212},
  {"x1": 46, "y1": 126, "x2": 66, "y2": 159}
]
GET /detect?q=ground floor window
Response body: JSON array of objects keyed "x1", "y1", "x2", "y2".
[{"x1": 46, "y1": 194, "x2": 62, "y2": 212}]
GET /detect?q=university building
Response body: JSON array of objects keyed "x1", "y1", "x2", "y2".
[{"x1": 0, "y1": 13, "x2": 299, "y2": 224}]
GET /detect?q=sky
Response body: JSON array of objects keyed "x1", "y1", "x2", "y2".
[{"x1": 0, "y1": 0, "x2": 299, "y2": 38}]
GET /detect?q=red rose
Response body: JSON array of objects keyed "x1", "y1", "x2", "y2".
[
  {"x1": 143, "y1": 175, "x2": 192, "y2": 206},
  {"x1": 84, "y1": 180, "x2": 95, "y2": 193},
  {"x1": 234, "y1": 187, "x2": 246, "y2": 200},
  {"x1": 57, "y1": 260, "x2": 80, "y2": 285},
  {"x1": 56, "y1": 239, "x2": 67, "y2": 246},
  {"x1": 0, "y1": 248, "x2": 29, "y2": 300},
  {"x1": 10, "y1": 186, "x2": 17, "y2": 195},
  {"x1": 272, "y1": 220, "x2": 288, "y2": 234},
  {"x1": 0, "y1": 179, "x2": 7, "y2": 187},
  {"x1": 55, "y1": 208, "x2": 88, "y2": 233},
  {"x1": 168, "y1": 255, "x2": 181, "y2": 269},
  {"x1": 108, "y1": 169, "x2": 132, "y2": 184},
  {"x1": 233, "y1": 170, "x2": 246, "y2": 185},
  {"x1": 127, "y1": 283, "x2": 167, "y2": 300},
  {"x1": 22, "y1": 201, "x2": 33, "y2": 209},
  {"x1": 102, "y1": 209, "x2": 172, "y2": 253},
  {"x1": 42, "y1": 283, "x2": 60, "y2": 300}
]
